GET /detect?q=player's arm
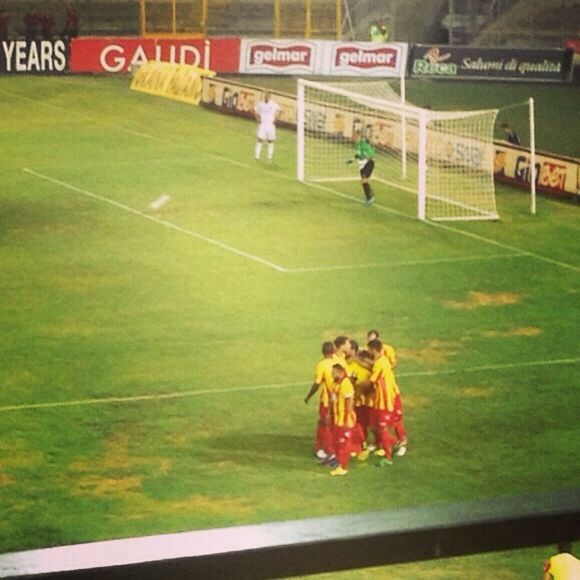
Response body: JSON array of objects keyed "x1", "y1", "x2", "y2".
[
  {"x1": 354, "y1": 381, "x2": 372, "y2": 396},
  {"x1": 347, "y1": 142, "x2": 361, "y2": 164},
  {"x1": 275, "y1": 104, "x2": 282, "y2": 124},
  {"x1": 355, "y1": 379, "x2": 373, "y2": 396},
  {"x1": 386, "y1": 346, "x2": 398, "y2": 370},
  {"x1": 304, "y1": 382, "x2": 320, "y2": 404},
  {"x1": 369, "y1": 360, "x2": 382, "y2": 384},
  {"x1": 344, "y1": 394, "x2": 354, "y2": 416},
  {"x1": 254, "y1": 106, "x2": 261, "y2": 123}
]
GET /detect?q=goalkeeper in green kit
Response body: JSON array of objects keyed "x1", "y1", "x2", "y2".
[{"x1": 347, "y1": 131, "x2": 376, "y2": 205}]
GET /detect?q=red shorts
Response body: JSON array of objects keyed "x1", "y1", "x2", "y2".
[
  {"x1": 371, "y1": 396, "x2": 403, "y2": 427},
  {"x1": 355, "y1": 405, "x2": 371, "y2": 428},
  {"x1": 332, "y1": 425, "x2": 352, "y2": 441},
  {"x1": 319, "y1": 404, "x2": 331, "y2": 424}
]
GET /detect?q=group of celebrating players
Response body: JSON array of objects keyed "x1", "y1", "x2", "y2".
[{"x1": 304, "y1": 331, "x2": 408, "y2": 477}]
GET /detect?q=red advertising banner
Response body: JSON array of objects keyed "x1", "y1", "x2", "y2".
[
  {"x1": 494, "y1": 141, "x2": 579, "y2": 199},
  {"x1": 70, "y1": 37, "x2": 240, "y2": 74}
]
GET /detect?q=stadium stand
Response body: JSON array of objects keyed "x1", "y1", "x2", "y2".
[
  {"x1": 475, "y1": 0, "x2": 580, "y2": 47},
  {"x1": 0, "y1": 0, "x2": 459, "y2": 42},
  {"x1": 348, "y1": 0, "x2": 449, "y2": 42},
  {"x1": 2, "y1": 0, "x2": 139, "y2": 38}
]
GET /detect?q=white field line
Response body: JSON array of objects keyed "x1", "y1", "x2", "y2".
[
  {"x1": 22, "y1": 168, "x2": 287, "y2": 273},
  {"x1": 29, "y1": 158, "x2": 182, "y2": 170},
  {"x1": 4, "y1": 87, "x2": 579, "y2": 274},
  {"x1": 21, "y1": 165, "x2": 521, "y2": 275},
  {"x1": 397, "y1": 356, "x2": 580, "y2": 378},
  {"x1": 0, "y1": 357, "x2": 577, "y2": 414},
  {"x1": 214, "y1": 156, "x2": 580, "y2": 274},
  {"x1": 0, "y1": 88, "x2": 188, "y2": 149},
  {"x1": 0, "y1": 382, "x2": 307, "y2": 413},
  {"x1": 285, "y1": 253, "x2": 525, "y2": 274}
]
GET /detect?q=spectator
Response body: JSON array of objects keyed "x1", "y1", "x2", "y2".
[
  {"x1": 501, "y1": 122, "x2": 521, "y2": 146},
  {"x1": 39, "y1": 12, "x2": 55, "y2": 40},
  {"x1": 543, "y1": 553, "x2": 580, "y2": 580},
  {"x1": 23, "y1": 9, "x2": 41, "y2": 42},
  {"x1": 62, "y1": 2, "x2": 79, "y2": 41},
  {"x1": 0, "y1": 9, "x2": 8, "y2": 42},
  {"x1": 369, "y1": 19, "x2": 389, "y2": 43}
]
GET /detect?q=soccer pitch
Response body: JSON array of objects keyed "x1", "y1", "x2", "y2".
[{"x1": 0, "y1": 75, "x2": 579, "y2": 578}]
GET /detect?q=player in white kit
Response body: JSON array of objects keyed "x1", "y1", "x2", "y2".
[{"x1": 254, "y1": 91, "x2": 281, "y2": 162}]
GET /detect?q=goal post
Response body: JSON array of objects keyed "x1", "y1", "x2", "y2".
[
  {"x1": 529, "y1": 97, "x2": 537, "y2": 216},
  {"x1": 297, "y1": 80, "x2": 305, "y2": 182},
  {"x1": 495, "y1": 97, "x2": 538, "y2": 216},
  {"x1": 296, "y1": 78, "x2": 500, "y2": 222}
]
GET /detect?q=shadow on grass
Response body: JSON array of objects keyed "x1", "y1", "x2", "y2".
[{"x1": 207, "y1": 432, "x2": 313, "y2": 468}]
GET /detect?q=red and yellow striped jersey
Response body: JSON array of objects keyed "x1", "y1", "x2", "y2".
[
  {"x1": 333, "y1": 352, "x2": 348, "y2": 369},
  {"x1": 370, "y1": 355, "x2": 400, "y2": 411},
  {"x1": 545, "y1": 553, "x2": 580, "y2": 579},
  {"x1": 332, "y1": 377, "x2": 356, "y2": 428},
  {"x1": 348, "y1": 360, "x2": 372, "y2": 407},
  {"x1": 383, "y1": 344, "x2": 397, "y2": 369},
  {"x1": 314, "y1": 357, "x2": 335, "y2": 408}
]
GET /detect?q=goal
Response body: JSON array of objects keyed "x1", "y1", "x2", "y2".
[{"x1": 297, "y1": 79, "x2": 500, "y2": 221}]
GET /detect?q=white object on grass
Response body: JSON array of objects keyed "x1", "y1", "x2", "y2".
[{"x1": 149, "y1": 194, "x2": 171, "y2": 211}]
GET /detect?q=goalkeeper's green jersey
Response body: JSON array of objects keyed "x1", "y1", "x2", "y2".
[
  {"x1": 354, "y1": 139, "x2": 375, "y2": 160},
  {"x1": 354, "y1": 139, "x2": 375, "y2": 169}
]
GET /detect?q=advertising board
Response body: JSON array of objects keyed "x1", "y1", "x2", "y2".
[
  {"x1": 494, "y1": 142, "x2": 579, "y2": 198},
  {"x1": 0, "y1": 40, "x2": 67, "y2": 73},
  {"x1": 239, "y1": 39, "x2": 408, "y2": 77},
  {"x1": 70, "y1": 37, "x2": 240, "y2": 74},
  {"x1": 410, "y1": 45, "x2": 574, "y2": 82}
]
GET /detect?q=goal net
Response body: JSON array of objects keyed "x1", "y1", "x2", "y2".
[{"x1": 297, "y1": 79, "x2": 500, "y2": 221}]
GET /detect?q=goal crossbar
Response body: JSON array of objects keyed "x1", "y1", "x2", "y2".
[
  {"x1": 298, "y1": 79, "x2": 498, "y2": 121},
  {"x1": 297, "y1": 79, "x2": 500, "y2": 222}
]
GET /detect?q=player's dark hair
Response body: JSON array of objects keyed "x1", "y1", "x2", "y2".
[
  {"x1": 334, "y1": 336, "x2": 349, "y2": 349},
  {"x1": 368, "y1": 339, "x2": 383, "y2": 352},
  {"x1": 332, "y1": 363, "x2": 345, "y2": 373},
  {"x1": 350, "y1": 340, "x2": 359, "y2": 354},
  {"x1": 367, "y1": 329, "x2": 380, "y2": 340},
  {"x1": 501, "y1": 123, "x2": 510, "y2": 129},
  {"x1": 358, "y1": 350, "x2": 373, "y2": 361},
  {"x1": 322, "y1": 341, "x2": 335, "y2": 356}
]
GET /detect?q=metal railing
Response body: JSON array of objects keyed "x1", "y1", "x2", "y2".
[
  {"x1": 1, "y1": 489, "x2": 578, "y2": 579},
  {"x1": 138, "y1": 0, "x2": 344, "y2": 39}
]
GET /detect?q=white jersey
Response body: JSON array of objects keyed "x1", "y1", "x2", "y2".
[{"x1": 255, "y1": 99, "x2": 280, "y2": 127}]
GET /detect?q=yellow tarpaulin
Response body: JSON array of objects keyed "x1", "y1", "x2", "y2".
[{"x1": 131, "y1": 61, "x2": 216, "y2": 105}]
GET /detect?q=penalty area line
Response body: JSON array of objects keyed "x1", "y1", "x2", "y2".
[
  {"x1": 397, "y1": 356, "x2": 580, "y2": 379},
  {"x1": 6, "y1": 88, "x2": 577, "y2": 274},
  {"x1": 22, "y1": 168, "x2": 287, "y2": 273},
  {"x1": 285, "y1": 253, "x2": 526, "y2": 274},
  {"x1": 213, "y1": 155, "x2": 580, "y2": 275},
  {"x1": 0, "y1": 382, "x2": 307, "y2": 413},
  {"x1": 1, "y1": 357, "x2": 578, "y2": 414}
]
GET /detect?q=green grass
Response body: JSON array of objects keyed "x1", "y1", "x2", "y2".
[{"x1": 0, "y1": 75, "x2": 579, "y2": 578}]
